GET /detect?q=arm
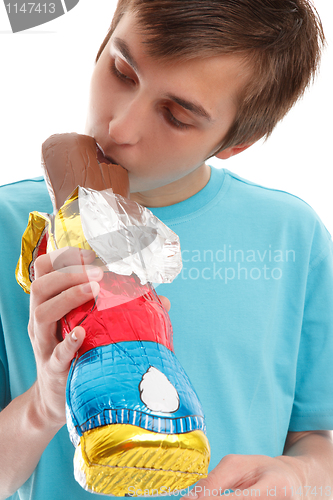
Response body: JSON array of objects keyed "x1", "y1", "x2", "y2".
[
  {"x1": 0, "y1": 383, "x2": 63, "y2": 499},
  {"x1": 0, "y1": 248, "x2": 103, "y2": 499},
  {"x1": 282, "y1": 430, "x2": 333, "y2": 495},
  {"x1": 182, "y1": 430, "x2": 333, "y2": 500}
]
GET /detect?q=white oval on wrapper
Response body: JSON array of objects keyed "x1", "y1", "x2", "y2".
[{"x1": 139, "y1": 366, "x2": 179, "y2": 413}]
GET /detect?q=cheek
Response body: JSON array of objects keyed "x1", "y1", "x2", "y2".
[
  {"x1": 88, "y1": 63, "x2": 114, "y2": 117},
  {"x1": 152, "y1": 140, "x2": 209, "y2": 174},
  {"x1": 87, "y1": 73, "x2": 102, "y2": 126},
  {"x1": 90, "y1": 75, "x2": 107, "y2": 115}
]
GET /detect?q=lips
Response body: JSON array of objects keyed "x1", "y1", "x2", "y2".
[
  {"x1": 96, "y1": 143, "x2": 113, "y2": 165},
  {"x1": 95, "y1": 142, "x2": 127, "y2": 172}
]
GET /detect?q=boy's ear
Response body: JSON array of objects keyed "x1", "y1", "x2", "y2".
[{"x1": 215, "y1": 143, "x2": 253, "y2": 160}]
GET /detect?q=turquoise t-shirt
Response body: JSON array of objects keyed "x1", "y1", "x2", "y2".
[{"x1": 1, "y1": 167, "x2": 333, "y2": 499}]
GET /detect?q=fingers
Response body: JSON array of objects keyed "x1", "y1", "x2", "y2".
[
  {"x1": 34, "y1": 247, "x2": 96, "y2": 279},
  {"x1": 183, "y1": 455, "x2": 295, "y2": 500},
  {"x1": 50, "y1": 326, "x2": 86, "y2": 374},
  {"x1": 34, "y1": 326, "x2": 86, "y2": 427},
  {"x1": 35, "y1": 280, "x2": 100, "y2": 326},
  {"x1": 29, "y1": 247, "x2": 103, "y2": 357},
  {"x1": 159, "y1": 295, "x2": 171, "y2": 312},
  {"x1": 183, "y1": 455, "x2": 266, "y2": 499},
  {"x1": 28, "y1": 248, "x2": 102, "y2": 427},
  {"x1": 33, "y1": 281, "x2": 100, "y2": 359},
  {"x1": 30, "y1": 262, "x2": 103, "y2": 307}
]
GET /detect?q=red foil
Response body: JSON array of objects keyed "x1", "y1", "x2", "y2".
[{"x1": 61, "y1": 272, "x2": 174, "y2": 357}]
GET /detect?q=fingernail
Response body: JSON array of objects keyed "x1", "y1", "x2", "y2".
[
  {"x1": 81, "y1": 282, "x2": 92, "y2": 293},
  {"x1": 71, "y1": 330, "x2": 78, "y2": 341},
  {"x1": 79, "y1": 248, "x2": 95, "y2": 258},
  {"x1": 81, "y1": 281, "x2": 99, "y2": 295},
  {"x1": 87, "y1": 267, "x2": 101, "y2": 279}
]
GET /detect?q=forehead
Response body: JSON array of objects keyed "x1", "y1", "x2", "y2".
[{"x1": 107, "y1": 11, "x2": 250, "y2": 121}]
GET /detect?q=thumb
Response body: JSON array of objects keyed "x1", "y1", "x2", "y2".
[
  {"x1": 51, "y1": 326, "x2": 85, "y2": 373},
  {"x1": 183, "y1": 466, "x2": 224, "y2": 499},
  {"x1": 183, "y1": 476, "x2": 220, "y2": 499},
  {"x1": 182, "y1": 455, "x2": 242, "y2": 499},
  {"x1": 159, "y1": 295, "x2": 171, "y2": 312}
]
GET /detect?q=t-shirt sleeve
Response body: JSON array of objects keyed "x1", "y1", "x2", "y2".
[
  {"x1": 0, "y1": 317, "x2": 11, "y2": 412},
  {"x1": 289, "y1": 229, "x2": 333, "y2": 431}
]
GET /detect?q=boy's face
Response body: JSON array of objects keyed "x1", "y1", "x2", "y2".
[{"x1": 85, "y1": 11, "x2": 249, "y2": 198}]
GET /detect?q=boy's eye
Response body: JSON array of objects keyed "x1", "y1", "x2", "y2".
[
  {"x1": 164, "y1": 108, "x2": 191, "y2": 130},
  {"x1": 111, "y1": 61, "x2": 135, "y2": 84}
]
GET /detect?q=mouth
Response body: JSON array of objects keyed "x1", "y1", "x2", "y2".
[{"x1": 96, "y1": 142, "x2": 125, "y2": 169}]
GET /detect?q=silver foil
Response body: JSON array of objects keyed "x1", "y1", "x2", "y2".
[{"x1": 78, "y1": 187, "x2": 182, "y2": 285}]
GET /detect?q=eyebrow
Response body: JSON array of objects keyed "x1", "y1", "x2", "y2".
[
  {"x1": 112, "y1": 37, "x2": 213, "y2": 122},
  {"x1": 164, "y1": 94, "x2": 213, "y2": 122},
  {"x1": 113, "y1": 37, "x2": 139, "y2": 73}
]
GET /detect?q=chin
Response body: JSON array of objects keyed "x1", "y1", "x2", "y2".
[{"x1": 128, "y1": 172, "x2": 150, "y2": 194}]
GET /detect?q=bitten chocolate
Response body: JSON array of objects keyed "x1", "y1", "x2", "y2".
[{"x1": 41, "y1": 133, "x2": 129, "y2": 210}]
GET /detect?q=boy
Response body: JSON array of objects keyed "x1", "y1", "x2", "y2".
[{"x1": 0, "y1": 1, "x2": 332, "y2": 499}]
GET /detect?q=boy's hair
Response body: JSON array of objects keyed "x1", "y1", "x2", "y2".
[{"x1": 96, "y1": 0, "x2": 325, "y2": 152}]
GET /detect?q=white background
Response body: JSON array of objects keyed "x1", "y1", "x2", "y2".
[{"x1": 0, "y1": 0, "x2": 332, "y2": 232}]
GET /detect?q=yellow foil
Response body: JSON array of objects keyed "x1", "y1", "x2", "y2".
[
  {"x1": 75, "y1": 424, "x2": 210, "y2": 496},
  {"x1": 15, "y1": 211, "x2": 49, "y2": 293},
  {"x1": 54, "y1": 188, "x2": 91, "y2": 251},
  {"x1": 15, "y1": 189, "x2": 93, "y2": 295}
]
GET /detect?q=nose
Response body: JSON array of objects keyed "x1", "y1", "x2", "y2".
[{"x1": 108, "y1": 96, "x2": 146, "y2": 146}]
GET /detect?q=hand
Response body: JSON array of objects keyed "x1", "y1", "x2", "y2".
[
  {"x1": 28, "y1": 246, "x2": 171, "y2": 431},
  {"x1": 28, "y1": 246, "x2": 103, "y2": 429},
  {"x1": 183, "y1": 454, "x2": 308, "y2": 500}
]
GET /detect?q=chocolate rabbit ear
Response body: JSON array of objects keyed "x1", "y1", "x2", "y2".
[{"x1": 41, "y1": 133, "x2": 129, "y2": 211}]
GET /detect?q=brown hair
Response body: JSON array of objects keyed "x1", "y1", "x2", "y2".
[{"x1": 96, "y1": 0, "x2": 325, "y2": 152}]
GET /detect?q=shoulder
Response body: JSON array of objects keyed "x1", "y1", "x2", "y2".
[
  {"x1": 224, "y1": 169, "x2": 318, "y2": 216},
  {"x1": 0, "y1": 177, "x2": 51, "y2": 219},
  {"x1": 0, "y1": 176, "x2": 48, "y2": 202},
  {"x1": 224, "y1": 169, "x2": 329, "y2": 228},
  {"x1": 0, "y1": 178, "x2": 52, "y2": 252},
  {"x1": 223, "y1": 168, "x2": 332, "y2": 263}
]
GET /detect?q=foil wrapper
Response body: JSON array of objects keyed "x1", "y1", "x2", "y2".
[
  {"x1": 15, "y1": 211, "x2": 49, "y2": 293},
  {"x1": 73, "y1": 424, "x2": 210, "y2": 496},
  {"x1": 16, "y1": 185, "x2": 210, "y2": 497},
  {"x1": 78, "y1": 186, "x2": 182, "y2": 285}
]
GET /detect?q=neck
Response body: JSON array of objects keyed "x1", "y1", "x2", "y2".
[{"x1": 130, "y1": 163, "x2": 211, "y2": 207}]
